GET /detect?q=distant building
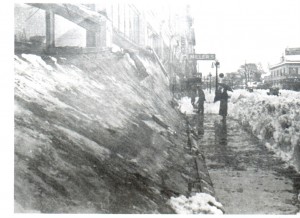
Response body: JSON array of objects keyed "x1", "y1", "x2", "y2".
[
  {"x1": 223, "y1": 72, "x2": 243, "y2": 88},
  {"x1": 267, "y1": 51, "x2": 300, "y2": 90}
]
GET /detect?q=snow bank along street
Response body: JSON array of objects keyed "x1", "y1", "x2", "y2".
[{"x1": 229, "y1": 89, "x2": 300, "y2": 171}]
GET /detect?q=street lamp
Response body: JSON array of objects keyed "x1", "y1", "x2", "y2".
[
  {"x1": 206, "y1": 76, "x2": 209, "y2": 91},
  {"x1": 212, "y1": 60, "x2": 220, "y2": 94}
]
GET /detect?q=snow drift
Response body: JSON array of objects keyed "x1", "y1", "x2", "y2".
[
  {"x1": 228, "y1": 89, "x2": 300, "y2": 171},
  {"x1": 14, "y1": 49, "x2": 218, "y2": 213},
  {"x1": 14, "y1": 50, "x2": 189, "y2": 213},
  {"x1": 168, "y1": 193, "x2": 223, "y2": 214}
]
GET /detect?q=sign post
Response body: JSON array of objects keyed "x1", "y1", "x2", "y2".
[{"x1": 211, "y1": 60, "x2": 220, "y2": 94}]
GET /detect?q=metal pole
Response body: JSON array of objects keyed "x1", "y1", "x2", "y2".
[
  {"x1": 215, "y1": 61, "x2": 219, "y2": 94},
  {"x1": 206, "y1": 77, "x2": 209, "y2": 90}
]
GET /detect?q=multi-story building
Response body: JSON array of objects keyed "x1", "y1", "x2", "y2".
[
  {"x1": 267, "y1": 49, "x2": 300, "y2": 90},
  {"x1": 15, "y1": 3, "x2": 196, "y2": 80}
]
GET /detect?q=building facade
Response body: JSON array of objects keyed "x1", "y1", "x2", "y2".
[
  {"x1": 15, "y1": 2, "x2": 196, "y2": 80},
  {"x1": 267, "y1": 53, "x2": 300, "y2": 90}
]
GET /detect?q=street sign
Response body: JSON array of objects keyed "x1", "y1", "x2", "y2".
[{"x1": 189, "y1": 53, "x2": 216, "y2": 60}]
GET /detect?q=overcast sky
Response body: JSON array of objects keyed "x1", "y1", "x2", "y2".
[{"x1": 188, "y1": 0, "x2": 300, "y2": 75}]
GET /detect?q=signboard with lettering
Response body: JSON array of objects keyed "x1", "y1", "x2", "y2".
[
  {"x1": 285, "y1": 48, "x2": 300, "y2": 55},
  {"x1": 189, "y1": 53, "x2": 216, "y2": 60}
]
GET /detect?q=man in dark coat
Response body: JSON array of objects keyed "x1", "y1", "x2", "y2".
[{"x1": 219, "y1": 88, "x2": 229, "y2": 120}]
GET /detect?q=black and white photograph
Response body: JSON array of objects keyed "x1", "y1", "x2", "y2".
[{"x1": 8, "y1": 0, "x2": 300, "y2": 215}]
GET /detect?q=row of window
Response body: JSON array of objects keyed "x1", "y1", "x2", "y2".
[{"x1": 271, "y1": 67, "x2": 299, "y2": 77}]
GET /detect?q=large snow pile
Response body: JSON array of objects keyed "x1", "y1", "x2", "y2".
[
  {"x1": 168, "y1": 193, "x2": 223, "y2": 214},
  {"x1": 14, "y1": 50, "x2": 199, "y2": 213},
  {"x1": 228, "y1": 89, "x2": 300, "y2": 171}
]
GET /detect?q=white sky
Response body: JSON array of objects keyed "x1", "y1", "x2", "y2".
[
  {"x1": 189, "y1": 0, "x2": 300, "y2": 75},
  {"x1": 135, "y1": 0, "x2": 300, "y2": 75}
]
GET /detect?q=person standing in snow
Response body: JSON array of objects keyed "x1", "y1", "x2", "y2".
[
  {"x1": 219, "y1": 87, "x2": 229, "y2": 120},
  {"x1": 197, "y1": 86, "x2": 206, "y2": 115}
]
